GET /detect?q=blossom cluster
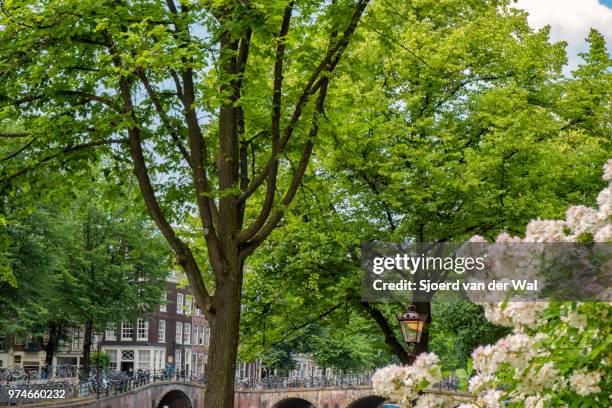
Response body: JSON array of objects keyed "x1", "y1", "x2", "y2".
[
  {"x1": 455, "y1": 161, "x2": 612, "y2": 406},
  {"x1": 373, "y1": 160, "x2": 611, "y2": 407},
  {"x1": 371, "y1": 353, "x2": 443, "y2": 407}
]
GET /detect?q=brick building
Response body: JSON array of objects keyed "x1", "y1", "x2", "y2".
[
  {"x1": 191, "y1": 307, "x2": 210, "y2": 378},
  {"x1": 0, "y1": 271, "x2": 202, "y2": 374},
  {"x1": 99, "y1": 270, "x2": 193, "y2": 373}
]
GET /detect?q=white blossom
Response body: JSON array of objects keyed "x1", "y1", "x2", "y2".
[
  {"x1": 569, "y1": 368, "x2": 603, "y2": 396},
  {"x1": 603, "y1": 158, "x2": 612, "y2": 181},
  {"x1": 561, "y1": 311, "x2": 588, "y2": 330}
]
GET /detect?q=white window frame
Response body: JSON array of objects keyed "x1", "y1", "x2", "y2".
[
  {"x1": 105, "y1": 325, "x2": 117, "y2": 341},
  {"x1": 158, "y1": 320, "x2": 166, "y2": 343},
  {"x1": 204, "y1": 325, "x2": 210, "y2": 346},
  {"x1": 137, "y1": 350, "x2": 150, "y2": 370},
  {"x1": 107, "y1": 350, "x2": 117, "y2": 370},
  {"x1": 160, "y1": 292, "x2": 167, "y2": 312},
  {"x1": 121, "y1": 350, "x2": 134, "y2": 361},
  {"x1": 137, "y1": 319, "x2": 148, "y2": 341},
  {"x1": 185, "y1": 295, "x2": 193, "y2": 315},
  {"x1": 121, "y1": 321, "x2": 133, "y2": 341},
  {"x1": 176, "y1": 293, "x2": 184, "y2": 314},
  {"x1": 175, "y1": 322, "x2": 183, "y2": 344},
  {"x1": 71, "y1": 329, "x2": 82, "y2": 350},
  {"x1": 183, "y1": 323, "x2": 191, "y2": 345}
]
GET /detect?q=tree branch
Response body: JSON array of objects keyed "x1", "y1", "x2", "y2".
[
  {"x1": 240, "y1": 70, "x2": 331, "y2": 254},
  {"x1": 166, "y1": 0, "x2": 223, "y2": 265},
  {"x1": 135, "y1": 67, "x2": 193, "y2": 168},
  {"x1": 6, "y1": 90, "x2": 121, "y2": 112},
  {"x1": 360, "y1": 301, "x2": 411, "y2": 364},
  {"x1": 0, "y1": 138, "x2": 127, "y2": 185},
  {"x1": 239, "y1": 0, "x2": 369, "y2": 203},
  {"x1": 238, "y1": 2, "x2": 293, "y2": 242},
  {"x1": 0, "y1": 132, "x2": 31, "y2": 138},
  {"x1": 102, "y1": 29, "x2": 213, "y2": 312},
  {"x1": 268, "y1": 303, "x2": 342, "y2": 348},
  {"x1": 0, "y1": 137, "x2": 37, "y2": 162}
]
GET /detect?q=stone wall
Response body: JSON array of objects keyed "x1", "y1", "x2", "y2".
[{"x1": 19, "y1": 382, "x2": 473, "y2": 408}]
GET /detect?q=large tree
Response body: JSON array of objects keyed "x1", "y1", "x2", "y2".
[
  {"x1": 0, "y1": 1, "x2": 369, "y2": 406},
  {"x1": 0, "y1": 192, "x2": 168, "y2": 373},
  {"x1": 238, "y1": 1, "x2": 611, "y2": 367}
]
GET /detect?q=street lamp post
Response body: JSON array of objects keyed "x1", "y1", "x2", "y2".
[{"x1": 397, "y1": 304, "x2": 428, "y2": 363}]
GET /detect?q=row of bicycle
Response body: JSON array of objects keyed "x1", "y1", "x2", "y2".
[
  {"x1": 0, "y1": 365, "x2": 80, "y2": 382},
  {"x1": 234, "y1": 374, "x2": 374, "y2": 390}
]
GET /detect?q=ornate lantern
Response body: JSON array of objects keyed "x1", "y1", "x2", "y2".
[{"x1": 397, "y1": 304, "x2": 427, "y2": 344}]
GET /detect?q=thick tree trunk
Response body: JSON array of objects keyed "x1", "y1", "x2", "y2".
[
  {"x1": 44, "y1": 322, "x2": 62, "y2": 366},
  {"x1": 81, "y1": 320, "x2": 93, "y2": 378},
  {"x1": 360, "y1": 301, "x2": 411, "y2": 364},
  {"x1": 203, "y1": 258, "x2": 243, "y2": 408}
]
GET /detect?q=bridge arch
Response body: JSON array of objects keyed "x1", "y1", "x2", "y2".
[
  {"x1": 157, "y1": 388, "x2": 193, "y2": 408},
  {"x1": 345, "y1": 395, "x2": 386, "y2": 408},
  {"x1": 272, "y1": 397, "x2": 317, "y2": 408}
]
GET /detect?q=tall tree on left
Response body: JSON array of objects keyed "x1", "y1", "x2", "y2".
[
  {"x1": 0, "y1": 1, "x2": 369, "y2": 406},
  {"x1": 0, "y1": 192, "x2": 168, "y2": 374}
]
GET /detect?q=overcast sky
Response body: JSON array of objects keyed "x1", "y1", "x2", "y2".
[{"x1": 515, "y1": 0, "x2": 612, "y2": 73}]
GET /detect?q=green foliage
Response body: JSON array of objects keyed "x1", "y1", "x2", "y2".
[
  {"x1": 240, "y1": 1, "x2": 610, "y2": 371},
  {"x1": 91, "y1": 351, "x2": 110, "y2": 369},
  {"x1": 429, "y1": 300, "x2": 510, "y2": 371},
  {"x1": 0, "y1": 187, "x2": 170, "y2": 339}
]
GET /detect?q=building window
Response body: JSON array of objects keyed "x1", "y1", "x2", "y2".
[
  {"x1": 175, "y1": 322, "x2": 183, "y2": 344},
  {"x1": 154, "y1": 350, "x2": 165, "y2": 369},
  {"x1": 14, "y1": 355, "x2": 21, "y2": 366},
  {"x1": 185, "y1": 295, "x2": 193, "y2": 315},
  {"x1": 137, "y1": 350, "x2": 150, "y2": 370},
  {"x1": 196, "y1": 307, "x2": 201, "y2": 316},
  {"x1": 183, "y1": 323, "x2": 191, "y2": 345},
  {"x1": 121, "y1": 350, "x2": 134, "y2": 361},
  {"x1": 160, "y1": 292, "x2": 167, "y2": 312},
  {"x1": 175, "y1": 350, "x2": 182, "y2": 367},
  {"x1": 203, "y1": 326, "x2": 210, "y2": 346},
  {"x1": 71, "y1": 330, "x2": 82, "y2": 350},
  {"x1": 158, "y1": 320, "x2": 166, "y2": 343},
  {"x1": 121, "y1": 321, "x2": 133, "y2": 341},
  {"x1": 137, "y1": 319, "x2": 148, "y2": 341},
  {"x1": 107, "y1": 350, "x2": 117, "y2": 370},
  {"x1": 238, "y1": 362, "x2": 246, "y2": 378},
  {"x1": 105, "y1": 325, "x2": 117, "y2": 341},
  {"x1": 176, "y1": 293, "x2": 184, "y2": 314}
]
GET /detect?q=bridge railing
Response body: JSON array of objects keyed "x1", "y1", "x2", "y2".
[
  {"x1": 0, "y1": 365, "x2": 81, "y2": 382},
  {"x1": 234, "y1": 374, "x2": 373, "y2": 390},
  {"x1": 0, "y1": 369, "x2": 201, "y2": 405},
  {"x1": 233, "y1": 373, "x2": 459, "y2": 391},
  {"x1": 0, "y1": 369, "x2": 461, "y2": 405}
]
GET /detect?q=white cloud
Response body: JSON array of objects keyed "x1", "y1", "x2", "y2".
[{"x1": 514, "y1": 0, "x2": 612, "y2": 72}]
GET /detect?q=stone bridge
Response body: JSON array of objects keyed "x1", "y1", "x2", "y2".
[{"x1": 24, "y1": 381, "x2": 471, "y2": 408}]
